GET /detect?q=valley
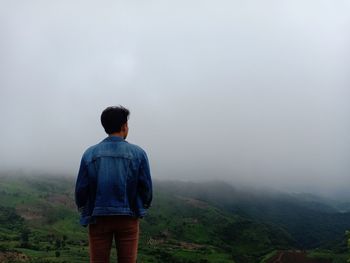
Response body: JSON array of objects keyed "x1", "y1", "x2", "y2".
[{"x1": 0, "y1": 174, "x2": 348, "y2": 263}]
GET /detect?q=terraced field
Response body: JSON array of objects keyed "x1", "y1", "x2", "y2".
[{"x1": 266, "y1": 251, "x2": 332, "y2": 263}]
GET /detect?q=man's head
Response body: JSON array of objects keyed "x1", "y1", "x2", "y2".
[{"x1": 101, "y1": 106, "x2": 130, "y2": 138}]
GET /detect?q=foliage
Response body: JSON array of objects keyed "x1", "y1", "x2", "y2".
[
  {"x1": 346, "y1": 230, "x2": 350, "y2": 263},
  {"x1": 0, "y1": 175, "x2": 349, "y2": 262}
]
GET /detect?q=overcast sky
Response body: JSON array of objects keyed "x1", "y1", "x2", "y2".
[{"x1": 0, "y1": 0, "x2": 349, "y2": 196}]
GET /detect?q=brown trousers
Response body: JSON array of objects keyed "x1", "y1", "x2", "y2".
[{"x1": 88, "y1": 215, "x2": 139, "y2": 263}]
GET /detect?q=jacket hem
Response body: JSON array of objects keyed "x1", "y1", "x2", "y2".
[{"x1": 79, "y1": 207, "x2": 147, "y2": 226}]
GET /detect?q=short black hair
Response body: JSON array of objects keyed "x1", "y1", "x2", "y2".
[{"x1": 100, "y1": 106, "x2": 130, "y2": 134}]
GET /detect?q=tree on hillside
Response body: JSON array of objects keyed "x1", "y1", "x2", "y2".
[
  {"x1": 55, "y1": 238, "x2": 61, "y2": 249},
  {"x1": 20, "y1": 228, "x2": 30, "y2": 248},
  {"x1": 346, "y1": 230, "x2": 350, "y2": 263}
]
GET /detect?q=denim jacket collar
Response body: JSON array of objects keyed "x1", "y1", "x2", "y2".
[{"x1": 102, "y1": 135, "x2": 125, "y2": 143}]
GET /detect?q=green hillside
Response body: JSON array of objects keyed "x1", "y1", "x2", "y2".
[
  {"x1": 157, "y1": 180, "x2": 350, "y2": 249},
  {"x1": 0, "y1": 174, "x2": 348, "y2": 263}
]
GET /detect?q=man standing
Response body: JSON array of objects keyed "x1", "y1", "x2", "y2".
[{"x1": 75, "y1": 106, "x2": 152, "y2": 263}]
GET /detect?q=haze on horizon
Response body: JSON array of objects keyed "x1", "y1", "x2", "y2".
[{"x1": 0, "y1": 0, "x2": 349, "y2": 198}]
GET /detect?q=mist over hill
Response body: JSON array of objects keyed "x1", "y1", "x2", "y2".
[
  {"x1": 1, "y1": 0, "x2": 350, "y2": 202},
  {"x1": 1, "y1": 1, "x2": 349, "y2": 262}
]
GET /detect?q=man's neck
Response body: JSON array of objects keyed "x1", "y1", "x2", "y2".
[{"x1": 109, "y1": 132, "x2": 125, "y2": 139}]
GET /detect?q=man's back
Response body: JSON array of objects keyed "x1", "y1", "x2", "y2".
[
  {"x1": 74, "y1": 106, "x2": 152, "y2": 263},
  {"x1": 75, "y1": 135, "x2": 152, "y2": 226}
]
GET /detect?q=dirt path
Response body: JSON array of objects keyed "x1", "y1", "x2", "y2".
[
  {"x1": 267, "y1": 251, "x2": 332, "y2": 263},
  {"x1": 0, "y1": 252, "x2": 29, "y2": 262},
  {"x1": 271, "y1": 251, "x2": 283, "y2": 263}
]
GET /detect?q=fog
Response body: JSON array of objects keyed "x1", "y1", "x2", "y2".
[{"x1": 0, "y1": 0, "x2": 349, "y2": 197}]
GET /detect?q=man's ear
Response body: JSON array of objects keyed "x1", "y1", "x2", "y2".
[{"x1": 121, "y1": 122, "x2": 128, "y2": 131}]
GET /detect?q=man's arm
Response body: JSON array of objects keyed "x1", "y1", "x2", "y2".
[
  {"x1": 75, "y1": 156, "x2": 89, "y2": 210},
  {"x1": 138, "y1": 151, "x2": 153, "y2": 209}
]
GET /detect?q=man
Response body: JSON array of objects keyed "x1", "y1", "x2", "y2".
[{"x1": 75, "y1": 105, "x2": 152, "y2": 263}]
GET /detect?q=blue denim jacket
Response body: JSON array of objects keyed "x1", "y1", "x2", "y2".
[{"x1": 75, "y1": 135, "x2": 152, "y2": 226}]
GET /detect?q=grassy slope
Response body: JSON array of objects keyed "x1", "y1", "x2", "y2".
[
  {"x1": 0, "y1": 175, "x2": 347, "y2": 263},
  {"x1": 157, "y1": 180, "x2": 350, "y2": 250}
]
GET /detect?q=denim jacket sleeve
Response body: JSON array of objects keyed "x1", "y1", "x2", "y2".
[
  {"x1": 138, "y1": 151, "x2": 153, "y2": 209},
  {"x1": 75, "y1": 156, "x2": 89, "y2": 210}
]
